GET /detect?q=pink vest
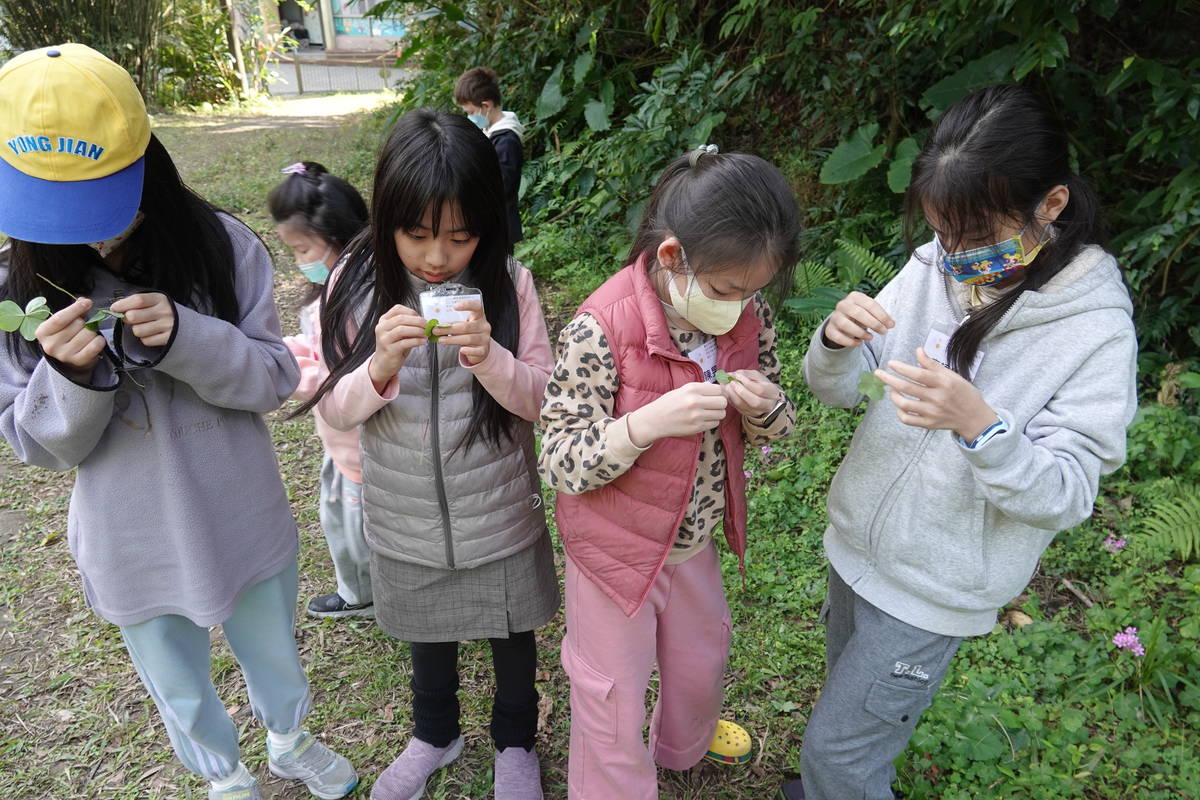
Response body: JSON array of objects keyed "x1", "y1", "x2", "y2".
[{"x1": 555, "y1": 258, "x2": 760, "y2": 616}]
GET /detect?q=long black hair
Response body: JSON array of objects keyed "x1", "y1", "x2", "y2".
[
  {"x1": 904, "y1": 84, "x2": 1104, "y2": 376},
  {"x1": 628, "y1": 149, "x2": 801, "y2": 295},
  {"x1": 300, "y1": 108, "x2": 519, "y2": 450},
  {"x1": 2, "y1": 133, "x2": 240, "y2": 359},
  {"x1": 267, "y1": 161, "x2": 368, "y2": 306}
]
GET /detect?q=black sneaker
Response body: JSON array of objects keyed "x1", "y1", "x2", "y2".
[
  {"x1": 778, "y1": 778, "x2": 805, "y2": 800},
  {"x1": 306, "y1": 592, "x2": 374, "y2": 619}
]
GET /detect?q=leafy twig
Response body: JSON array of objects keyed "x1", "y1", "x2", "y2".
[{"x1": 35, "y1": 272, "x2": 125, "y2": 331}]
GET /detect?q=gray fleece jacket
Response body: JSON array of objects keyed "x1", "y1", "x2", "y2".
[
  {"x1": 0, "y1": 216, "x2": 300, "y2": 627},
  {"x1": 804, "y1": 240, "x2": 1137, "y2": 637}
]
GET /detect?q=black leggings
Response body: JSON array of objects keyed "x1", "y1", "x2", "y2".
[{"x1": 409, "y1": 629, "x2": 538, "y2": 751}]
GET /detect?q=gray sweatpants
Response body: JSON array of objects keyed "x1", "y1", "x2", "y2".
[
  {"x1": 318, "y1": 454, "x2": 372, "y2": 606},
  {"x1": 118, "y1": 561, "x2": 311, "y2": 781},
  {"x1": 800, "y1": 567, "x2": 963, "y2": 800}
]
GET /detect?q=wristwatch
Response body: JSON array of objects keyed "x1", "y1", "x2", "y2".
[
  {"x1": 754, "y1": 395, "x2": 788, "y2": 427},
  {"x1": 964, "y1": 417, "x2": 1009, "y2": 449}
]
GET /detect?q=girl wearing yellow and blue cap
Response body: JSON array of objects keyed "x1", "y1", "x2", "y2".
[{"x1": 0, "y1": 44, "x2": 356, "y2": 800}]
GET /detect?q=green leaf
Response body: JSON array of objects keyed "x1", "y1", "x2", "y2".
[
  {"x1": 19, "y1": 315, "x2": 41, "y2": 341},
  {"x1": 857, "y1": 370, "x2": 885, "y2": 403},
  {"x1": 1060, "y1": 707, "x2": 1087, "y2": 733},
  {"x1": 967, "y1": 731, "x2": 1006, "y2": 762},
  {"x1": 715, "y1": 369, "x2": 732, "y2": 384},
  {"x1": 783, "y1": 287, "x2": 846, "y2": 316},
  {"x1": 819, "y1": 123, "x2": 886, "y2": 184},
  {"x1": 886, "y1": 137, "x2": 920, "y2": 194},
  {"x1": 0, "y1": 300, "x2": 24, "y2": 332},
  {"x1": 84, "y1": 310, "x2": 114, "y2": 333},
  {"x1": 584, "y1": 99, "x2": 610, "y2": 132},
  {"x1": 535, "y1": 61, "x2": 567, "y2": 119},
  {"x1": 572, "y1": 51, "x2": 594, "y2": 85},
  {"x1": 24, "y1": 296, "x2": 48, "y2": 314},
  {"x1": 1178, "y1": 372, "x2": 1200, "y2": 389},
  {"x1": 599, "y1": 79, "x2": 615, "y2": 114},
  {"x1": 689, "y1": 112, "x2": 725, "y2": 148},
  {"x1": 920, "y1": 45, "x2": 1019, "y2": 112},
  {"x1": 425, "y1": 318, "x2": 441, "y2": 341}
]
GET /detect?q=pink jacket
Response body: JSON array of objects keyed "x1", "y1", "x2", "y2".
[
  {"x1": 554, "y1": 259, "x2": 760, "y2": 616},
  {"x1": 285, "y1": 300, "x2": 363, "y2": 483}
]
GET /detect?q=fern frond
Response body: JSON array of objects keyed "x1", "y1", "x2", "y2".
[
  {"x1": 793, "y1": 260, "x2": 836, "y2": 295},
  {"x1": 835, "y1": 239, "x2": 899, "y2": 288},
  {"x1": 1142, "y1": 482, "x2": 1200, "y2": 561}
]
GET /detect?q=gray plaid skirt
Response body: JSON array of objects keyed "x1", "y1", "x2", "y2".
[{"x1": 371, "y1": 529, "x2": 560, "y2": 642}]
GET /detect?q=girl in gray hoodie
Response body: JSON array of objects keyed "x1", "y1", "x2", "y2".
[
  {"x1": 0, "y1": 45, "x2": 355, "y2": 800},
  {"x1": 787, "y1": 85, "x2": 1138, "y2": 800}
]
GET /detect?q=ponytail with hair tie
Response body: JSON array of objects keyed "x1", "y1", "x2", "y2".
[{"x1": 689, "y1": 144, "x2": 719, "y2": 168}]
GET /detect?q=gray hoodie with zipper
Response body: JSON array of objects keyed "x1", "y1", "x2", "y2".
[{"x1": 804, "y1": 240, "x2": 1137, "y2": 637}]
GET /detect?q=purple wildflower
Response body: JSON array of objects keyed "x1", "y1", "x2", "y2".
[
  {"x1": 743, "y1": 470, "x2": 753, "y2": 479},
  {"x1": 1112, "y1": 626, "x2": 1145, "y2": 657},
  {"x1": 760, "y1": 445, "x2": 773, "y2": 456},
  {"x1": 1103, "y1": 536, "x2": 1127, "y2": 554}
]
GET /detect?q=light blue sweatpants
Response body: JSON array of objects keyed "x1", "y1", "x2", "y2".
[
  {"x1": 119, "y1": 560, "x2": 312, "y2": 781},
  {"x1": 318, "y1": 454, "x2": 372, "y2": 606}
]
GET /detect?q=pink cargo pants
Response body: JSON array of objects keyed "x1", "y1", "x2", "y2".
[{"x1": 561, "y1": 543, "x2": 733, "y2": 799}]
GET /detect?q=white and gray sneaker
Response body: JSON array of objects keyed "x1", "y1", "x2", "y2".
[
  {"x1": 208, "y1": 781, "x2": 262, "y2": 800},
  {"x1": 268, "y1": 733, "x2": 358, "y2": 799}
]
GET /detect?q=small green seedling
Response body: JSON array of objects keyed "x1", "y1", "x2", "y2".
[
  {"x1": 83, "y1": 308, "x2": 124, "y2": 332},
  {"x1": 0, "y1": 297, "x2": 51, "y2": 341},
  {"x1": 425, "y1": 318, "x2": 441, "y2": 341},
  {"x1": 39, "y1": 273, "x2": 125, "y2": 333},
  {"x1": 715, "y1": 369, "x2": 741, "y2": 385},
  {"x1": 857, "y1": 370, "x2": 886, "y2": 402}
]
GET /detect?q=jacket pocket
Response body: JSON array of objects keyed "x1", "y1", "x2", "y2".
[
  {"x1": 863, "y1": 678, "x2": 933, "y2": 728},
  {"x1": 561, "y1": 637, "x2": 618, "y2": 745}
]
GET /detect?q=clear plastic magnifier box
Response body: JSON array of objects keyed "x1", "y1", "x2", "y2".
[{"x1": 419, "y1": 283, "x2": 482, "y2": 325}]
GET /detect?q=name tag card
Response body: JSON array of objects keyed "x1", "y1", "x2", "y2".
[
  {"x1": 685, "y1": 338, "x2": 719, "y2": 382},
  {"x1": 923, "y1": 323, "x2": 984, "y2": 380}
]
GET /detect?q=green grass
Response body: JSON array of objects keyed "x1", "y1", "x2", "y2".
[{"x1": 1, "y1": 94, "x2": 1197, "y2": 800}]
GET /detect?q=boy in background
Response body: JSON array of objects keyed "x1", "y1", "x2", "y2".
[{"x1": 455, "y1": 66, "x2": 524, "y2": 249}]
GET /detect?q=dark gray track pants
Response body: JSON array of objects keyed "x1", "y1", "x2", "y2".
[{"x1": 800, "y1": 566, "x2": 963, "y2": 800}]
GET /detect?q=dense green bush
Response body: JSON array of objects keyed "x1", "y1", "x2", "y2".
[
  {"x1": 0, "y1": 0, "x2": 294, "y2": 108},
  {"x1": 0, "y1": 0, "x2": 162, "y2": 93},
  {"x1": 374, "y1": 0, "x2": 1196, "y2": 368}
]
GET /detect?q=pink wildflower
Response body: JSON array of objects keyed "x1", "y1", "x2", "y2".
[
  {"x1": 1103, "y1": 536, "x2": 1127, "y2": 554},
  {"x1": 760, "y1": 445, "x2": 773, "y2": 456},
  {"x1": 743, "y1": 470, "x2": 753, "y2": 479},
  {"x1": 1112, "y1": 626, "x2": 1145, "y2": 657}
]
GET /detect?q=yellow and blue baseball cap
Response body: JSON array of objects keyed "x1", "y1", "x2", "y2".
[{"x1": 0, "y1": 43, "x2": 150, "y2": 244}]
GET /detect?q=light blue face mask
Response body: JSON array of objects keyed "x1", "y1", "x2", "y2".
[
  {"x1": 467, "y1": 112, "x2": 489, "y2": 130},
  {"x1": 297, "y1": 246, "x2": 331, "y2": 284},
  {"x1": 299, "y1": 260, "x2": 330, "y2": 284}
]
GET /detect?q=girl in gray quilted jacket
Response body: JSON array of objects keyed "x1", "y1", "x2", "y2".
[{"x1": 299, "y1": 108, "x2": 559, "y2": 800}]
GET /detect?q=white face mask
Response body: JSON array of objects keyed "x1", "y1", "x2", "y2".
[{"x1": 665, "y1": 246, "x2": 750, "y2": 335}]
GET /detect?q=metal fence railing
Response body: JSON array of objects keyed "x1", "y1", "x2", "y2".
[{"x1": 268, "y1": 54, "x2": 404, "y2": 95}]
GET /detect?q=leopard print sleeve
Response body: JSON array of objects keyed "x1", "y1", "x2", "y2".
[
  {"x1": 538, "y1": 314, "x2": 647, "y2": 495},
  {"x1": 743, "y1": 294, "x2": 797, "y2": 444}
]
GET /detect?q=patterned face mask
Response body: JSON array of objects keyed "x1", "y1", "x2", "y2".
[
  {"x1": 87, "y1": 211, "x2": 144, "y2": 258},
  {"x1": 936, "y1": 225, "x2": 1048, "y2": 286}
]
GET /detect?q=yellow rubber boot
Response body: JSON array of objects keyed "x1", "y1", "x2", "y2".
[{"x1": 703, "y1": 719, "x2": 752, "y2": 764}]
